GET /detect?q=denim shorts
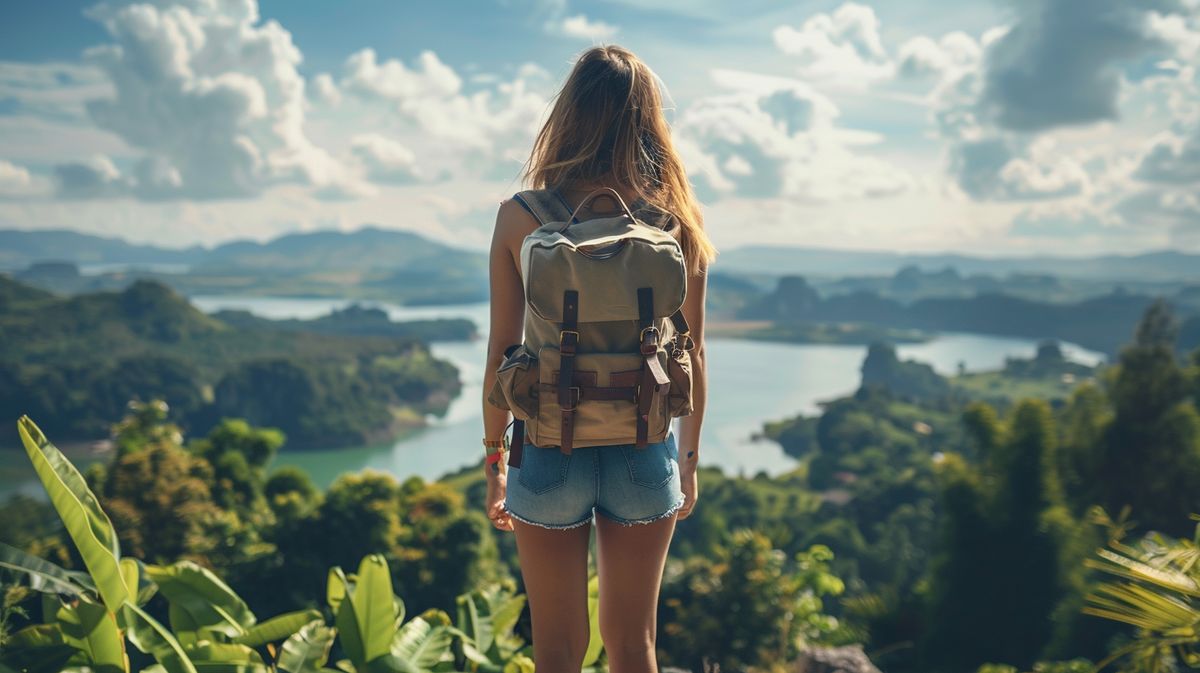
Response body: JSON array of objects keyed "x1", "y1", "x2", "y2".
[{"x1": 503, "y1": 432, "x2": 685, "y2": 529}]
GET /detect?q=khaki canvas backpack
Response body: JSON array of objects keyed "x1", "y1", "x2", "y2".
[{"x1": 487, "y1": 187, "x2": 695, "y2": 468}]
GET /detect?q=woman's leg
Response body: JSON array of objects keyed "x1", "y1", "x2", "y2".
[
  {"x1": 512, "y1": 518, "x2": 594, "y2": 672},
  {"x1": 595, "y1": 513, "x2": 678, "y2": 673}
]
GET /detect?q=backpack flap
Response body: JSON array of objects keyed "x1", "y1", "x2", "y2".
[{"x1": 520, "y1": 218, "x2": 687, "y2": 323}]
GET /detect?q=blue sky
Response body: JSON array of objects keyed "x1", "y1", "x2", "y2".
[{"x1": 0, "y1": 0, "x2": 1197, "y2": 256}]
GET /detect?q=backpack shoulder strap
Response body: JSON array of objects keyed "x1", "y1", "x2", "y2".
[{"x1": 513, "y1": 189, "x2": 572, "y2": 226}]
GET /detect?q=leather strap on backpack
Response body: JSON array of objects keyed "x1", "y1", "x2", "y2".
[
  {"x1": 668, "y1": 309, "x2": 695, "y2": 354},
  {"x1": 636, "y1": 288, "x2": 671, "y2": 449},
  {"x1": 558, "y1": 290, "x2": 580, "y2": 454},
  {"x1": 508, "y1": 419, "x2": 524, "y2": 469}
]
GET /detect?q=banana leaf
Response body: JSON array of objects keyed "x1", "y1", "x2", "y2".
[
  {"x1": 0, "y1": 541, "x2": 93, "y2": 597},
  {"x1": 121, "y1": 557, "x2": 158, "y2": 607},
  {"x1": 332, "y1": 570, "x2": 366, "y2": 670},
  {"x1": 146, "y1": 561, "x2": 256, "y2": 638},
  {"x1": 120, "y1": 602, "x2": 198, "y2": 673},
  {"x1": 390, "y1": 617, "x2": 452, "y2": 671},
  {"x1": 17, "y1": 415, "x2": 129, "y2": 612},
  {"x1": 233, "y1": 609, "x2": 323, "y2": 647},
  {"x1": 277, "y1": 620, "x2": 335, "y2": 673},
  {"x1": 182, "y1": 641, "x2": 264, "y2": 665},
  {"x1": 56, "y1": 598, "x2": 126, "y2": 673},
  {"x1": 352, "y1": 555, "x2": 397, "y2": 665},
  {"x1": 332, "y1": 555, "x2": 397, "y2": 669},
  {"x1": 455, "y1": 592, "x2": 494, "y2": 655},
  {"x1": 327, "y1": 567, "x2": 349, "y2": 614}
]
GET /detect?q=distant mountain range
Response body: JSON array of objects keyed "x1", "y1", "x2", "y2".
[
  {"x1": 1, "y1": 226, "x2": 489, "y2": 304},
  {"x1": 0, "y1": 229, "x2": 205, "y2": 269},
  {"x1": 0, "y1": 226, "x2": 480, "y2": 273},
  {"x1": 5, "y1": 226, "x2": 1199, "y2": 284},
  {"x1": 717, "y1": 246, "x2": 1200, "y2": 281}
]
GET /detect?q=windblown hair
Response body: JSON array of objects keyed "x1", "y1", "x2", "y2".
[{"x1": 523, "y1": 45, "x2": 717, "y2": 277}]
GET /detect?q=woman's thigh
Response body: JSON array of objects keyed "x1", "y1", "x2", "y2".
[
  {"x1": 594, "y1": 510, "x2": 677, "y2": 640},
  {"x1": 512, "y1": 518, "x2": 593, "y2": 657}
]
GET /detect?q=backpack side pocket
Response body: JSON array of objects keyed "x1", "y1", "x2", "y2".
[
  {"x1": 489, "y1": 344, "x2": 539, "y2": 421},
  {"x1": 666, "y1": 348, "x2": 694, "y2": 417}
]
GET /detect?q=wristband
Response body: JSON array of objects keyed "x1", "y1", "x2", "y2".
[{"x1": 483, "y1": 437, "x2": 507, "y2": 473}]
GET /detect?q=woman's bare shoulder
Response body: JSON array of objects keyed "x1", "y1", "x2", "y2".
[{"x1": 493, "y1": 197, "x2": 540, "y2": 247}]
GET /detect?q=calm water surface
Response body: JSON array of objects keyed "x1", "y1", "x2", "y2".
[{"x1": 0, "y1": 295, "x2": 1105, "y2": 495}]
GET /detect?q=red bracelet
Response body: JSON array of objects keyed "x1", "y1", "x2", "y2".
[{"x1": 485, "y1": 450, "x2": 505, "y2": 465}]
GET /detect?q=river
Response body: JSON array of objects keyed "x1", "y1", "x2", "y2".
[{"x1": 0, "y1": 295, "x2": 1106, "y2": 495}]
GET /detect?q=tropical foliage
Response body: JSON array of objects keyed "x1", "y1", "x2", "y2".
[
  {"x1": 4, "y1": 296, "x2": 1200, "y2": 673},
  {"x1": 1080, "y1": 509, "x2": 1200, "y2": 672},
  {"x1": 0, "y1": 415, "x2": 570, "y2": 673}
]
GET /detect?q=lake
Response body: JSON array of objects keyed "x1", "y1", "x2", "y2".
[{"x1": 0, "y1": 295, "x2": 1106, "y2": 496}]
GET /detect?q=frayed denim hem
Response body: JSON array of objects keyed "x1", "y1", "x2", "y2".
[
  {"x1": 502, "y1": 502, "x2": 594, "y2": 530},
  {"x1": 595, "y1": 495, "x2": 686, "y2": 527}
]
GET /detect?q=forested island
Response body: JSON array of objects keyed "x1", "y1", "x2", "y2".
[
  {"x1": 731, "y1": 274, "x2": 1200, "y2": 357},
  {"x1": 0, "y1": 276, "x2": 465, "y2": 449}
]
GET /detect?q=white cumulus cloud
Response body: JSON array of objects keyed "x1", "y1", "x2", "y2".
[
  {"x1": 558, "y1": 14, "x2": 618, "y2": 41},
  {"x1": 773, "y1": 3, "x2": 893, "y2": 88},
  {"x1": 74, "y1": 0, "x2": 361, "y2": 200},
  {"x1": 676, "y1": 68, "x2": 911, "y2": 203},
  {"x1": 350, "y1": 134, "x2": 421, "y2": 184},
  {"x1": 337, "y1": 49, "x2": 549, "y2": 156},
  {"x1": 0, "y1": 159, "x2": 46, "y2": 198}
]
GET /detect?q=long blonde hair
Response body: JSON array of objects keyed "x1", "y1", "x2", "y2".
[{"x1": 523, "y1": 45, "x2": 717, "y2": 277}]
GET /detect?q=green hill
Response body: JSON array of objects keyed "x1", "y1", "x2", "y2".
[{"x1": 0, "y1": 278, "x2": 461, "y2": 448}]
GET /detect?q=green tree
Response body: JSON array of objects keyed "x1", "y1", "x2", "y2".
[
  {"x1": 923, "y1": 400, "x2": 1083, "y2": 672},
  {"x1": 189, "y1": 417, "x2": 285, "y2": 514},
  {"x1": 1057, "y1": 382, "x2": 1111, "y2": 515},
  {"x1": 1094, "y1": 300, "x2": 1200, "y2": 537},
  {"x1": 659, "y1": 530, "x2": 845, "y2": 672}
]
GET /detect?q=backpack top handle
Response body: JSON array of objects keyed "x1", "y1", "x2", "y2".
[{"x1": 557, "y1": 187, "x2": 638, "y2": 233}]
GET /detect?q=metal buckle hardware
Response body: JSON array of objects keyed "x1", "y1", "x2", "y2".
[{"x1": 561, "y1": 386, "x2": 581, "y2": 412}]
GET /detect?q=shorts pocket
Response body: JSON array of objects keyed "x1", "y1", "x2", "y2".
[
  {"x1": 621, "y1": 439, "x2": 676, "y2": 489},
  {"x1": 517, "y1": 443, "x2": 571, "y2": 494}
]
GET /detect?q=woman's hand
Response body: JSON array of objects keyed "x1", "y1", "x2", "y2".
[
  {"x1": 676, "y1": 457, "x2": 699, "y2": 520},
  {"x1": 485, "y1": 466, "x2": 514, "y2": 531}
]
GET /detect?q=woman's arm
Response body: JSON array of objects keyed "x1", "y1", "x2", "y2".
[
  {"x1": 481, "y1": 199, "x2": 536, "y2": 532},
  {"x1": 483, "y1": 199, "x2": 533, "y2": 458},
  {"x1": 675, "y1": 261, "x2": 707, "y2": 519}
]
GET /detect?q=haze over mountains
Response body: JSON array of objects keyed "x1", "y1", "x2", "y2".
[
  {"x1": 719, "y1": 246, "x2": 1200, "y2": 282},
  {"x1": 4, "y1": 227, "x2": 1200, "y2": 282}
]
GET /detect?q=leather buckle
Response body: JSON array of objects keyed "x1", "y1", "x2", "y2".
[
  {"x1": 560, "y1": 329, "x2": 579, "y2": 351},
  {"x1": 561, "y1": 386, "x2": 581, "y2": 412},
  {"x1": 639, "y1": 326, "x2": 660, "y2": 343},
  {"x1": 677, "y1": 332, "x2": 695, "y2": 351}
]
